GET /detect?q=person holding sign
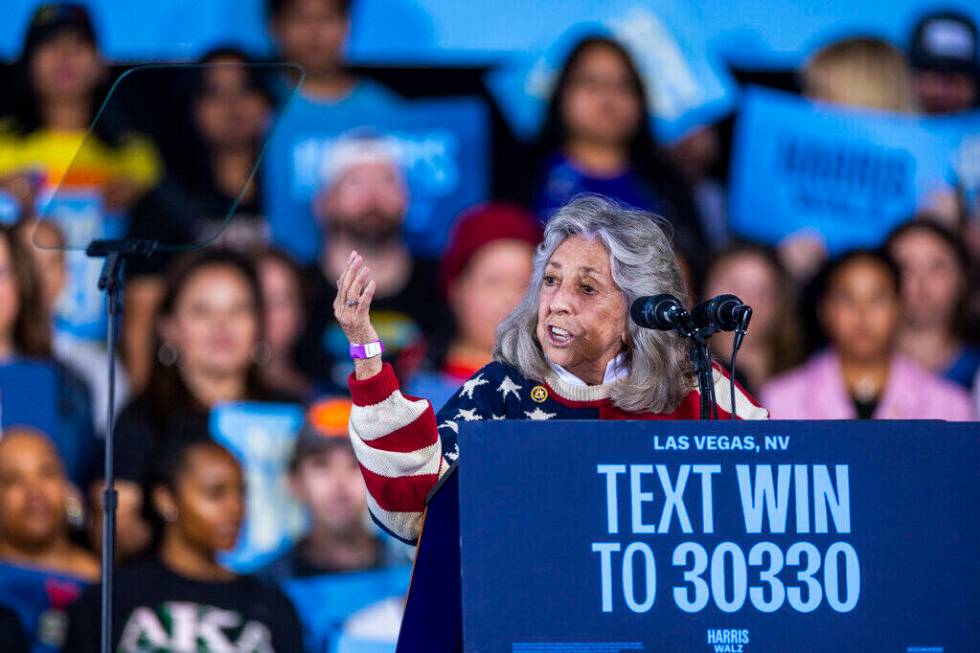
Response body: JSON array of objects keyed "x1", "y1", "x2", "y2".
[{"x1": 333, "y1": 195, "x2": 767, "y2": 544}]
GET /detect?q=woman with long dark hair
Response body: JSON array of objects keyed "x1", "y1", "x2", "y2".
[
  {"x1": 105, "y1": 249, "x2": 296, "y2": 560},
  {"x1": 886, "y1": 219, "x2": 979, "y2": 391},
  {"x1": 123, "y1": 47, "x2": 275, "y2": 387},
  {"x1": 701, "y1": 242, "x2": 803, "y2": 393},
  {"x1": 530, "y1": 36, "x2": 706, "y2": 261}
]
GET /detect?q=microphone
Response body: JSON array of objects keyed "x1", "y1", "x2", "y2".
[
  {"x1": 630, "y1": 294, "x2": 689, "y2": 330},
  {"x1": 691, "y1": 294, "x2": 751, "y2": 332}
]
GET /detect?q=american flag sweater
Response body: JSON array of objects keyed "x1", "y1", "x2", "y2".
[{"x1": 348, "y1": 359, "x2": 767, "y2": 544}]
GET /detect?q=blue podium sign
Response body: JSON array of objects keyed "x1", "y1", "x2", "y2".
[{"x1": 457, "y1": 420, "x2": 978, "y2": 653}]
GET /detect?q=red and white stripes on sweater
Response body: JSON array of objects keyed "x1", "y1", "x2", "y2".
[{"x1": 348, "y1": 361, "x2": 767, "y2": 543}]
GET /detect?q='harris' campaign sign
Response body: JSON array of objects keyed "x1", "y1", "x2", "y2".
[
  {"x1": 729, "y1": 87, "x2": 980, "y2": 254},
  {"x1": 262, "y1": 90, "x2": 489, "y2": 263},
  {"x1": 457, "y1": 420, "x2": 978, "y2": 652}
]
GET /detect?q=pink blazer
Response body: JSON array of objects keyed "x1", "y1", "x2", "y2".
[{"x1": 760, "y1": 351, "x2": 975, "y2": 421}]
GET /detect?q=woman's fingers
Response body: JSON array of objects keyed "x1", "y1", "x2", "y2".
[
  {"x1": 334, "y1": 251, "x2": 376, "y2": 318},
  {"x1": 339, "y1": 253, "x2": 363, "y2": 301},
  {"x1": 358, "y1": 279, "x2": 377, "y2": 313},
  {"x1": 334, "y1": 251, "x2": 359, "y2": 313},
  {"x1": 332, "y1": 252, "x2": 380, "y2": 347},
  {"x1": 351, "y1": 264, "x2": 370, "y2": 299}
]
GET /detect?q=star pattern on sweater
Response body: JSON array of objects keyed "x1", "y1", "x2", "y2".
[
  {"x1": 497, "y1": 375, "x2": 522, "y2": 402},
  {"x1": 455, "y1": 407, "x2": 483, "y2": 421},
  {"x1": 445, "y1": 443, "x2": 460, "y2": 462},
  {"x1": 438, "y1": 420, "x2": 459, "y2": 434},
  {"x1": 491, "y1": 414, "x2": 506, "y2": 420},
  {"x1": 524, "y1": 407, "x2": 557, "y2": 420},
  {"x1": 459, "y1": 374, "x2": 489, "y2": 400}
]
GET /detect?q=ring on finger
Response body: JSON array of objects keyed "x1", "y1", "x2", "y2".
[{"x1": 346, "y1": 298, "x2": 359, "y2": 307}]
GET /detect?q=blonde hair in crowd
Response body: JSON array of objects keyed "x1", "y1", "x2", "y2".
[{"x1": 803, "y1": 37, "x2": 919, "y2": 113}]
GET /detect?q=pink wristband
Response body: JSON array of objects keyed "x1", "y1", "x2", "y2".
[{"x1": 349, "y1": 340, "x2": 384, "y2": 359}]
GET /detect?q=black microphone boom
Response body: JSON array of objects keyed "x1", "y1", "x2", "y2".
[
  {"x1": 630, "y1": 294, "x2": 688, "y2": 330},
  {"x1": 691, "y1": 294, "x2": 750, "y2": 332}
]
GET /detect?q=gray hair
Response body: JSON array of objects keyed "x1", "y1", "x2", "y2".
[{"x1": 493, "y1": 195, "x2": 694, "y2": 414}]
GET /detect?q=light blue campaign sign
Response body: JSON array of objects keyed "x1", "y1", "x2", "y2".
[
  {"x1": 262, "y1": 88, "x2": 489, "y2": 263},
  {"x1": 729, "y1": 87, "x2": 978, "y2": 254},
  {"x1": 485, "y1": 2, "x2": 738, "y2": 144},
  {"x1": 210, "y1": 401, "x2": 307, "y2": 573},
  {"x1": 38, "y1": 191, "x2": 126, "y2": 342},
  {"x1": 935, "y1": 110, "x2": 980, "y2": 220},
  {"x1": 284, "y1": 565, "x2": 411, "y2": 653}
]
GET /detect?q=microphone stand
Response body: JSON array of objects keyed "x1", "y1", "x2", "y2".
[
  {"x1": 85, "y1": 238, "x2": 157, "y2": 653},
  {"x1": 668, "y1": 312, "x2": 717, "y2": 420}
]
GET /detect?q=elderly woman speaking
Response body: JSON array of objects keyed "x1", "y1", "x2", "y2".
[{"x1": 334, "y1": 196, "x2": 767, "y2": 543}]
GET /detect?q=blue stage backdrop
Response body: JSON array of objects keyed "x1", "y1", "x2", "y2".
[
  {"x1": 729, "y1": 87, "x2": 980, "y2": 254},
  {"x1": 457, "y1": 420, "x2": 978, "y2": 652},
  {"x1": 3, "y1": 0, "x2": 978, "y2": 71}
]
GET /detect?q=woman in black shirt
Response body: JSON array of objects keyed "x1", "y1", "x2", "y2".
[
  {"x1": 103, "y1": 249, "x2": 297, "y2": 560},
  {"x1": 65, "y1": 438, "x2": 304, "y2": 653}
]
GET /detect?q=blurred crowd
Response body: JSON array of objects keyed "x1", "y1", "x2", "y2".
[{"x1": 0, "y1": 1, "x2": 977, "y2": 652}]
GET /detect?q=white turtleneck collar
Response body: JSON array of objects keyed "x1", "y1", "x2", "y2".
[{"x1": 548, "y1": 353, "x2": 628, "y2": 387}]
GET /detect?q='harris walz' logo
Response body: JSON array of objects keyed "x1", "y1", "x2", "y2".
[{"x1": 707, "y1": 629, "x2": 750, "y2": 652}]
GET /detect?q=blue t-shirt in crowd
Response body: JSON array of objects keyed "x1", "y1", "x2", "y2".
[
  {"x1": 533, "y1": 153, "x2": 667, "y2": 221},
  {"x1": 264, "y1": 78, "x2": 403, "y2": 264}
]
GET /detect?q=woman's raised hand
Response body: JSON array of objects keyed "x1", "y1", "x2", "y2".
[
  {"x1": 333, "y1": 250, "x2": 379, "y2": 345},
  {"x1": 333, "y1": 251, "x2": 383, "y2": 379}
]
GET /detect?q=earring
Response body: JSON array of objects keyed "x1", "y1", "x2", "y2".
[
  {"x1": 157, "y1": 342, "x2": 178, "y2": 367},
  {"x1": 163, "y1": 507, "x2": 179, "y2": 523},
  {"x1": 66, "y1": 492, "x2": 85, "y2": 528},
  {"x1": 252, "y1": 341, "x2": 272, "y2": 366}
]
